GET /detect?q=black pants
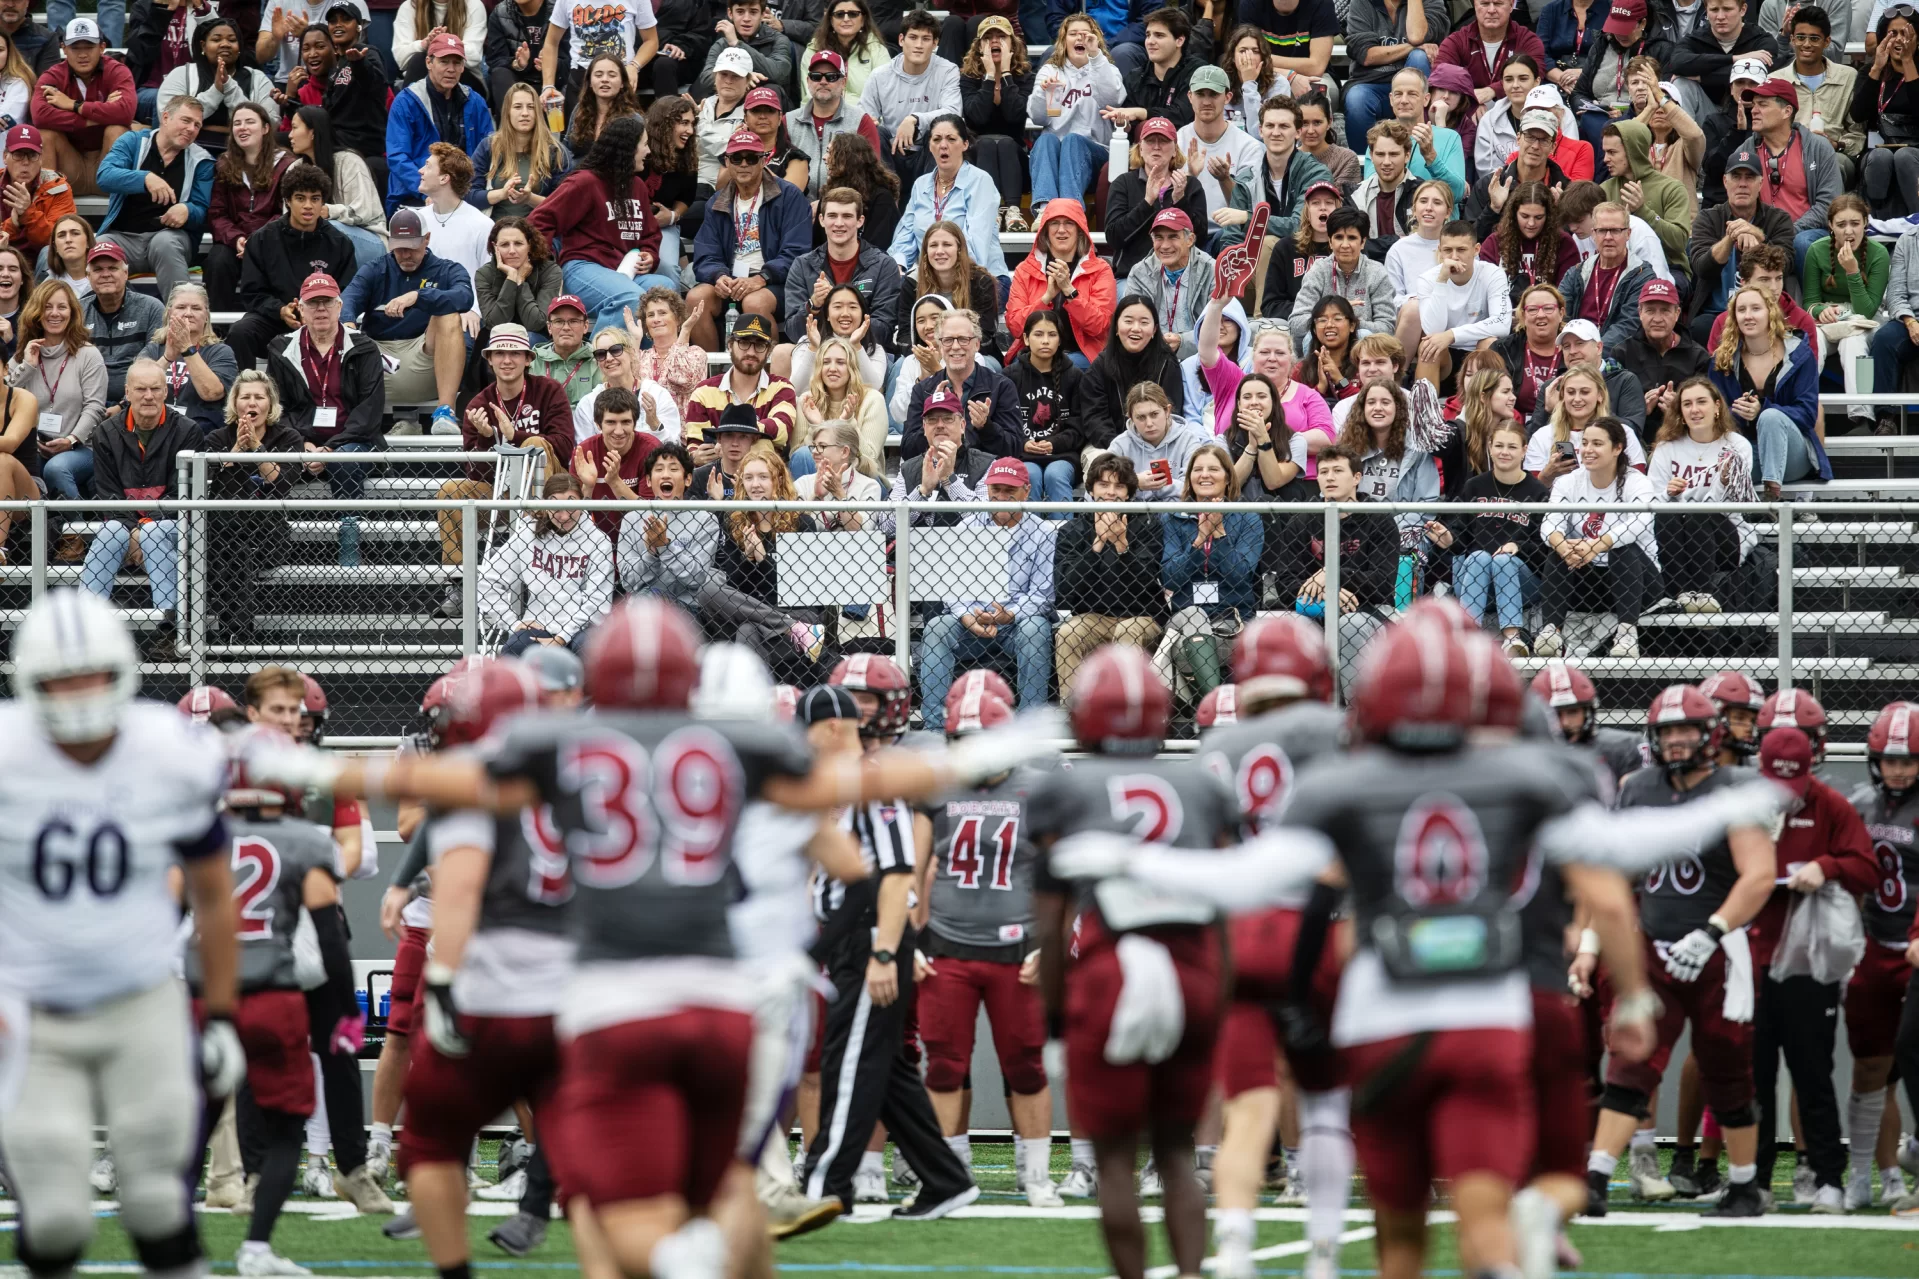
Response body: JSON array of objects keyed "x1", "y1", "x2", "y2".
[
  {"x1": 519, "y1": 1143, "x2": 555, "y2": 1218},
  {"x1": 1898, "y1": 968, "x2": 1919, "y2": 1134},
  {"x1": 1541, "y1": 540, "x2": 1654, "y2": 627},
  {"x1": 970, "y1": 134, "x2": 1025, "y2": 210},
  {"x1": 227, "y1": 311, "x2": 292, "y2": 375},
  {"x1": 202, "y1": 241, "x2": 244, "y2": 311},
  {"x1": 304, "y1": 929, "x2": 368, "y2": 1175},
  {"x1": 1753, "y1": 972, "x2": 1845, "y2": 1190},
  {"x1": 801, "y1": 927, "x2": 970, "y2": 1209},
  {"x1": 1656, "y1": 511, "x2": 1742, "y2": 598}
]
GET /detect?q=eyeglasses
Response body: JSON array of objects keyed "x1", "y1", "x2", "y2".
[
  {"x1": 732, "y1": 337, "x2": 771, "y2": 351},
  {"x1": 937, "y1": 334, "x2": 978, "y2": 347},
  {"x1": 593, "y1": 344, "x2": 627, "y2": 361},
  {"x1": 809, "y1": 70, "x2": 843, "y2": 82},
  {"x1": 1593, "y1": 225, "x2": 1628, "y2": 236},
  {"x1": 726, "y1": 152, "x2": 766, "y2": 164}
]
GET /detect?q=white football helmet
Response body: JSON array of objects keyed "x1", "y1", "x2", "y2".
[
  {"x1": 690, "y1": 642, "x2": 775, "y2": 721},
  {"x1": 13, "y1": 588, "x2": 140, "y2": 743}
]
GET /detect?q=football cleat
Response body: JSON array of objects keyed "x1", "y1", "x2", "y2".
[
  {"x1": 1024, "y1": 1178, "x2": 1065, "y2": 1209},
  {"x1": 236, "y1": 1247, "x2": 311, "y2": 1277},
  {"x1": 1137, "y1": 1158, "x2": 1162, "y2": 1197},
  {"x1": 488, "y1": 1211, "x2": 549, "y2": 1257},
  {"x1": 382, "y1": 1208, "x2": 421, "y2": 1240},
  {"x1": 1812, "y1": 1184, "x2": 1844, "y2": 1214},
  {"x1": 1792, "y1": 1162, "x2": 1817, "y2": 1204},
  {"x1": 1058, "y1": 1163, "x2": 1097, "y2": 1198},
  {"x1": 891, "y1": 1184, "x2": 980, "y2": 1221},
  {"x1": 301, "y1": 1158, "x2": 334, "y2": 1199},
  {"x1": 1845, "y1": 1168, "x2": 1876, "y2": 1210},
  {"x1": 853, "y1": 1166, "x2": 888, "y2": 1204},
  {"x1": 1666, "y1": 1147, "x2": 1699, "y2": 1196},
  {"x1": 1703, "y1": 1180, "x2": 1767, "y2": 1217},
  {"x1": 1584, "y1": 1168, "x2": 1609, "y2": 1217},
  {"x1": 337, "y1": 1165, "x2": 395, "y2": 1214},
  {"x1": 1629, "y1": 1146, "x2": 1675, "y2": 1200}
]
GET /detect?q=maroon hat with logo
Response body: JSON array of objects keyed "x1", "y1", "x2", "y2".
[
  {"x1": 86, "y1": 240, "x2": 127, "y2": 265},
  {"x1": 4, "y1": 124, "x2": 40, "y2": 153},
  {"x1": 1151, "y1": 208, "x2": 1193, "y2": 234},
  {"x1": 809, "y1": 49, "x2": 845, "y2": 74},
  {"x1": 1139, "y1": 116, "x2": 1177, "y2": 142},
  {"x1": 547, "y1": 293, "x2": 587, "y2": 317},
  {"x1": 1302, "y1": 179, "x2": 1342, "y2": 204},
  {"x1": 1759, "y1": 725, "x2": 1815, "y2": 798},
  {"x1": 1602, "y1": 0, "x2": 1646, "y2": 37},
  {"x1": 1750, "y1": 77, "x2": 1799, "y2": 109},
  {"x1": 1640, "y1": 278, "x2": 1680, "y2": 306},
  {"x1": 983, "y1": 457, "x2": 1031, "y2": 488},
  {"x1": 724, "y1": 127, "x2": 770, "y2": 155},
  {"x1": 923, "y1": 383, "x2": 965, "y2": 417},
  {"x1": 743, "y1": 85, "x2": 784, "y2": 112},
  {"x1": 299, "y1": 271, "x2": 340, "y2": 302},
  {"x1": 425, "y1": 31, "x2": 465, "y2": 59}
]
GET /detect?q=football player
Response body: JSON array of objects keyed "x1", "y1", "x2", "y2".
[{"x1": 0, "y1": 590, "x2": 244, "y2": 1279}]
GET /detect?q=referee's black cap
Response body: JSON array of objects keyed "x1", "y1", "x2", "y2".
[{"x1": 797, "y1": 684, "x2": 862, "y2": 725}]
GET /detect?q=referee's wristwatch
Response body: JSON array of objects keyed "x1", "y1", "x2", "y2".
[{"x1": 871, "y1": 949, "x2": 896, "y2": 965}]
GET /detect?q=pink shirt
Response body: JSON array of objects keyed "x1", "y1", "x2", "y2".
[{"x1": 1200, "y1": 351, "x2": 1335, "y2": 475}]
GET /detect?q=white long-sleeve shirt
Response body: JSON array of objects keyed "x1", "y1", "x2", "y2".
[
  {"x1": 1026, "y1": 55, "x2": 1124, "y2": 146},
  {"x1": 478, "y1": 517, "x2": 615, "y2": 642},
  {"x1": 1541, "y1": 466, "x2": 1660, "y2": 569},
  {"x1": 1385, "y1": 232, "x2": 1441, "y2": 305},
  {"x1": 1415, "y1": 260, "x2": 1512, "y2": 350}
]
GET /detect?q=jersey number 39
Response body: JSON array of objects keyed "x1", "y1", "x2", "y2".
[{"x1": 561, "y1": 728, "x2": 744, "y2": 890}]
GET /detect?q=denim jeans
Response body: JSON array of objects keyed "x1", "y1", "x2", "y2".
[
  {"x1": 788, "y1": 447, "x2": 816, "y2": 479},
  {"x1": 1024, "y1": 459, "x2": 1075, "y2": 516},
  {"x1": 43, "y1": 446, "x2": 93, "y2": 499},
  {"x1": 82, "y1": 519, "x2": 178, "y2": 611},
  {"x1": 1453, "y1": 550, "x2": 1539, "y2": 631},
  {"x1": 500, "y1": 627, "x2": 593, "y2": 657},
  {"x1": 49, "y1": 0, "x2": 123, "y2": 45},
  {"x1": 1754, "y1": 407, "x2": 1815, "y2": 485},
  {"x1": 562, "y1": 261, "x2": 683, "y2": 334},
  {"x1": 917, "y1": 612, "x2": 1053, "y2": 727},
  {"x1": 336, "y1": 223, "x2": 388, "y2": 278},
  {"x1": 1868, "y1": 317, "x2": 1919, "y2": 408},
  {"x1": 1340, "y1": 51, "x2": 1430, "y2": 151},
  {"x1": 1030, "y1": 132, "x2": 1103, "y2": 207}
]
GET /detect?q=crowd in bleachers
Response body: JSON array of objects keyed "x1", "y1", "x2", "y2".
[{"x1": 2, "y1": 0, "x2": 1910, "y2": 703}]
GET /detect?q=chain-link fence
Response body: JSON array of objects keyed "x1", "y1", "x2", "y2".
[{"x1": 11, "y1": 479, "x2": 1917, "y2": 747}]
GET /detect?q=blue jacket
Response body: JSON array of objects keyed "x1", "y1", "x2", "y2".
[
  {"x1": 1047, "y1": 0, "x2": 1156, "y2": 47},
  {"x1": 1160, "y1": 510, "x2": 1263, "y2": 617},
  {"x1": 385, "y1": 79, "x2": 496, "y2": 215},
  {"x1": 96, "y1": 130, "x2": 215, "y2": 235},
  {"x1": 1708, "y1": 333, "x2": 1831, "y2": 482},
  {"x1": 340, "y1": 250, "x2": 475, "y2": 343},
  {"x1": 691, "y1": 174, "x2": 814, "y2": 292}
]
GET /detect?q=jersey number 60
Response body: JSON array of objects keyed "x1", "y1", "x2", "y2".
[{"x1": 32, "y1": 818, "x2": 130, "y2": 901}]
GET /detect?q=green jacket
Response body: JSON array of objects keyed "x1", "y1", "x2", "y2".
[
  {"x1": 1601, "y1": 120, "x2": 1694, "y2": 279},
  {"x1": 531, "y1": 342, "x2": 600, "y2": 411},
  {"x1": 1802, "y1": 236, "x2": 1890, "y2": 320}
]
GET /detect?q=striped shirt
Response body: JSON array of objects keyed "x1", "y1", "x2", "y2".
[{"x1": 811, "y1": 797, "x2": 916, "y2": 930}]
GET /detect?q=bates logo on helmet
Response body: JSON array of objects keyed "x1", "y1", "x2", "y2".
[{"x1": 1394, "y1": 794, "x2": 1488, "y2": 908}]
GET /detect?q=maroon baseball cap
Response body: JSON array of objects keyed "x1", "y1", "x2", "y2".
[
  {"x1": 299, "y1": 271, "x2": 340, "y2": 302},
  {"x1": 426, "y1": 31, "x2": 465, "y2": 59},
  {"x1": 983, "y1": 457, "x2": 1031, "y2": 488},
  {"x1": 4, "y1": 124, "x2": 40, "y2": 153},
  {"x1": 1759, "y1": 726, "x2": 1815, "y2": 798},
  {"x1": 724, "y1": 128, "x2": 770, "y2": 155},
  {"x1": 1602, "y1": 0, "x2": 1646, "y2": 37},
  {"x1": 923, "y1": 384, "x2": 965, "y2": 417},
  {"x1": 809, "y1": 49, "x2": 845, "y2": 74},
  {"x1": 547, "y1": 293, "x2": 586, "y2": 318},
  {"x1": 1750, "y1": 77, "x2": 1800, "y2": 109},
  {"x1": 1640, "y1": 278, "x2": 1680, "y2": 306},
  {"x1": 86, "y1": 240, "x2": 127, "y2": 265},
  {"x1": 1139, "y1": 116, "x2": 1177, "y2": 142},
  {"x1": 1151, "y1": 208, "x2": 1193, "y2": 234},
  {"x1": 1303, "y1": 180, "x2": 1342, "y2": 204},
  {"x1": 743, "y1": 85, "x2": 783, "y2": 112}
]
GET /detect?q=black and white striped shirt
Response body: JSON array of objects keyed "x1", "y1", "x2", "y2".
[{"x1": 811, "y1": 797, "x2": 917, "y2": 927}]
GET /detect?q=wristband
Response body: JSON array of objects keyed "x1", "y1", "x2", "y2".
[
  {"x1": 425, "y1": 960, "x2": 457, "y2": 985},
  {"x1": 1577, "y1": 927, "x2": 1601, "y2": 956},
  {"x1": 1708, "y1": 913, "x2": 1732, "y2": 936},
  {"x1": 1257, "y1": 441, "x2": 1276, "y2": 452}
]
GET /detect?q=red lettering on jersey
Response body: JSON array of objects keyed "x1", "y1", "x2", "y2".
[
  {"x1": 233, "y1": 837, "x2": 283, "y2": 940},
  {"x1": 1873, "y1": 841, "x2": 1908, "y2": 914},
  {"x1": 521, "y1": 806, "x2": 574, "y2": 906},
  {"x1": 1106, "y1": 775, "x2": 1184, "y2": 844},
  {"x1": 1393, "y1": 795, "x2": 1487, "y2": 908},
  {"x1": 1235, "y1": 744, "x2": 1295, "y2": 834}
]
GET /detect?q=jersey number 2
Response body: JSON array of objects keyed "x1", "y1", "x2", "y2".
[
  {"x1": 31, "y1": 818, "x2": 129, "y2": 901},
  {"x1": 947, "y1": 816, "x2": 1017, "y2": 891},
  {"x1": 562, "y1": 727, "x2": 743, "y2": 890},
  {"x1": 232, "y1": 837, "x2": 282, "y2": 940}
]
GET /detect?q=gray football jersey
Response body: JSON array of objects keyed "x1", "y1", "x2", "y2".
[
  {"x1": 1849, "y1": 784, "x2": 1919, "y2": 949},
  {"x1": 927, "y1": 767, "x2": 1041, "y2": 952},
  {"x1": 1199, "y1": 701, "x2": 1345, "y2": 835},
  {"x1": 189, "y1": 814, "x2": 337, "y2": 992},
  {"x1": 486, "y1": 709, "x2": 813, "y2": 964},
  {"x1": 1617, "y1": 764, "x2": 1756, "y2": 943},
  {"x1": 1286, "y1": 742, "x2": 1586, "y2": 983},
  {"x1": 424, "y1": 802, "x2": 573, "y2": 939},
  {"x1": 1029, "y1": 757, "x2": 1240, "y2": 933},
  {"x1": 1520, "y1": 746, "x2": 1615, "y2": 992},
  {"x1": 1591, "y1": 727, "x2": 1649, "y2": 788}
]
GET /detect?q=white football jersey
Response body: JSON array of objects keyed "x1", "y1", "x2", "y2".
[
  {"x1": 0, "y1": 701, "x2": 228, "y2": 1009},
  {"x1": 728, "y1": 801, "x2": 820, "y2": 962}
]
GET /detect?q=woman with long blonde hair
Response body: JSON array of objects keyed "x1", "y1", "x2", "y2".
[
  {"x1": 0, "y1": 29, "x2": 31, "y2": 133},
  {"x1": 394, "y1": 0, "x2": 483, "y2": 76},
  {"x1": 1708, "y1": 284, "x2": 1827, "y2": 499},
  {"x1": 1455, "y1": 365, "x2": 1521, "y2": 481},
  {"x1": 1028, "y1": 15, "x2": 1122, "y2": 207},
  {"x1": 1525, "y1": 362, "x2": 1642, "y2": 480},
  {"x1": 710, "y1": 440, "x2": 830, "y2": 683},
  {"x1": 474, "y1": 83, "x2": 570, "y2": 221},
  {"x1": 900, "y1": 221, "x2": 1003, "y2": 357},
  {"x1": 798, "y1": 333, "x2": 887, "y2": 474}
]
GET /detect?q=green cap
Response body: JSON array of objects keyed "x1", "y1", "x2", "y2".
[{"x1": 1189, "y1": 65, "x2": 1230, "y2": 94}]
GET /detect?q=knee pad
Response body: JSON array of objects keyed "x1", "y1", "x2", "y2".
[
  {"x1": 1601, "y1": 1083, "x2": 1652, "y2": 1120},
  {"x1": 923, "y1": 1046, "x2": 969, "y2": 1094},
  {"x1": 16, "y1": 1230, "x2": 84, "y2": 1279},
  {"x1": 1000, "y1": 1049, "x2": 1047, "y2": 1098},
  {"x1": 1715, "y1": 1102, "x2": 1757, "y2": 1130},
  {"x1": 130, "y1": 1223, "x2": 201, "y2": 1274}
]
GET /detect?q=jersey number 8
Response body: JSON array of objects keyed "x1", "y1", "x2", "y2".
[
  {"x1": 32, "y1": 818, "x2": 130, "y2": 901},
  {"x1": 1873, "y1": 841, "x2": 1908, "y2": 914},
  {"x1": 561, "y1": 727, "x2": 744, "y2": 890}
]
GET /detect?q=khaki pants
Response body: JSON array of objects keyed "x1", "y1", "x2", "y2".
[
  {"x1": 435, "y1": 438, "x2": 560, "y2": 563},
  {"x1": 1055, "y1": 613, "x2": 1162, "y2": 699}
]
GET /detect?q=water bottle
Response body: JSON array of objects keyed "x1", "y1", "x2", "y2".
[
  {"x1": 378, "y1": 990, "x2": 391, "y2": 1022},
  {"x1": 1809, "y1": 111, "x2": 1826, "y2": 135},
  {"x1": 355, "y1": 990, "x2": 369, "y2": 1019},
  {"x1": 724, "y1": 306, "x2": 739, "y2": 342}
]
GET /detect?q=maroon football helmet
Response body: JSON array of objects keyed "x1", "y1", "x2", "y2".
[
  {"x1": 952, "y1": 667, "x2": 1014, "y2": 708},
  {"x1": 298, "y1": 673, "x2": 329, "y2": 744},
  {"x1": 945, "y1": 687, "x2": 1013, "y2": 737},
  {"x1": 1196, "y1": 684, "x2": 1238, "y2": 728},
  {"x1": 830, "y1": 652, "x2": 912, "y2": 739},
  {"x1": 177, "y1": 685, "x2": 237, "y2": 723},
  {"x1": 583, "y1": 597, "x2": 702, "y2": 712},
  {"x1": 1646, "y1": 684, "x2": 1723, "y2": 777},
  {"x1": 1868, "y1": 701, "x2": 1919, "y2": 797},
  {"x1": 1230, "y1": 614, "x2": 1333, "y2": 707},
  {"x1": 1529, "y1": 660, "x2": 1598, "y2": 743},
  {"x1": 1347, "y1": 618, "x2": 1480, "y2": 750},
  {"x1": 1068, "y1": 644, "x2": 1170, "y2": 754},
  {"x1": 1698, "y1": 670, "x2": 1766, "y2": 760},
  {"x1": 1462, "y1": 632, "x2": 1524, "y2": 733},
  {"x1": 1757, "y1": 687, "x2": 1828, "y2": 764},
  {"x1": 427, "y1": 658, "x2": 542, "y2": 750}
]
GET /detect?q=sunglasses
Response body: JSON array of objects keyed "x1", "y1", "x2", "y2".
[
  {"x1": 726, "y1": 152, "x2": 766, "y2": 164},
  {"x1": 831, "y1": 7, "x2": 861, "y2": 15},
  {"x1": 593, "y1": 344, "x2": 627, "y2": 361},
  {"x1": 809, "y1": 70, "x2": 843, "y2": 82}
]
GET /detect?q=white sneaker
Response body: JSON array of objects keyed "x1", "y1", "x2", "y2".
[
  {"x1": 477, "y1": 1169, "x2": 527, "y2": 1201},
  {"x1": 1901, "y1": 1137, "x2": 1919, "y2": 1179},
  {"x1": 1629, "y1": 1147, "x2": 1674, "y2": 1200},
  {"x1": 1137, "y1": 1158, "x2": 1161, "y2": 1197},
  {"x1": 236, "y1": 1247, "x2": 312, "y2": 1277},
  {"x1": 1610, "y1": 622, "x2": 1640, "y2": 659},
  {"x1": 1058, "y1": 1163, "x2": 1097, "y2": 1198},
  {"x1": 1532, "y1": 625, "x2": 1563, "y2": 657},
  {"x1": 1678, "y1": 592, "x2": 1723, "y2": 614},
  {"x1": 301, "y1": 1159, "x2": 334, "y2": 1199},
  {"x1": 1846, "y1": 1167, "x2": 1875, "y2": 1210},
  {"x1": 1511, "y1": 1186, "x2": 1560, "y2": 1279},
  {"x1": 1212, "y1": 1236, "x2": 1254, "y2": 1279},
  {"x1": 1793, "y1": 1163, "x2": 1817, "y2": 1204},
  {"x1": 89, "y1": 1155, "x2": 115, "y2": 1195},
  {"x1": 1812, "y1": 1183, "x2": 1845, "y2": 1214},
  {"x1": 1024, "y1": 1178, "x2": 1064, "y2": 1208},
  {"x1": 853, "y1": 1166, "x2": 888, "y2": 1204},
  {"x1": 1884, "y1": 1167, "x2": 1909, "y2": 1202},
  {"x1": 204, "y1": 1179, "x2": 246, "y2": 1210}
]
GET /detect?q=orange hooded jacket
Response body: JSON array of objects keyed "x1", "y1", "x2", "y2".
[{"x1": 1004, "y1": 198, "x2": 1115, "y2": 364}]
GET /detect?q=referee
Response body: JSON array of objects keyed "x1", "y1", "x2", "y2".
[{"x1": 797, "y1": 685, "x2": 978, "y2": 1219}]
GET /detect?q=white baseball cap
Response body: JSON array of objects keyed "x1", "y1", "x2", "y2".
[
  {"x1": 62, "y1": 16, "x2": 100, "y2": 44},
  {"x1": 1559, "y1": 319, "x2": 1602, "y2": 345},
  {"x1": 1730, "y1": 57, "x2": 1769, "y2": 85},
  {"x1": 714, "y1": 47, "x2": 754, "y2": 78}
]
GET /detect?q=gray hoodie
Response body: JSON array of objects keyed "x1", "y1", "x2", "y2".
[
  {"x1": 616, "y1": 508, "x2": 721, "y2": 608},
  {"x1": 858, "y1": 54, "x2": 963, "y2": 140},
  {"x1": 1107, "y1": 420, "x2": 1213, "y2": 501}
]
